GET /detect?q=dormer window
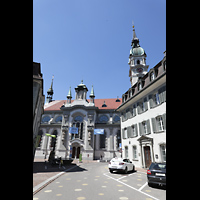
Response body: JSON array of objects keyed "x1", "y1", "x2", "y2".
[
  {"x1": 102, "y1": 101, "x2": 107, "y2": 107},
  {"x1": 138, "y1": 83, "x2": 142, "y2": 91},
  {"x1": 150, "y1": 72, "x2": 155, "y2": 81}
]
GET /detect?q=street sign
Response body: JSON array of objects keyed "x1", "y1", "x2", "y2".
[
  {"x1": 94, "y1": 129, "x2": 104, "y2": 135},
  {"x1": 69, "y1": 127, "x2": 78, "y2": 134}
]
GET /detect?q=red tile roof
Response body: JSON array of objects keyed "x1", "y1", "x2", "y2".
[{"x1": 44, "y1": 98, "x2": 122, "y2": 111}]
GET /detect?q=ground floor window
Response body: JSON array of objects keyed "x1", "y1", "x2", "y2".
[
  {"x1": 160, "y1": 144, "x2": 166, "y2": 162},
  {"x1": 125, "y1": 146, "x2": 128, "y2": 158},
  {"x1": 132, "y1": 146, "x2": 137, "y2": 160}
]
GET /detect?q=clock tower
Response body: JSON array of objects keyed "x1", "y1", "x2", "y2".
[{"x1": 128, "y1": 25, "x2": 149, "y2": 86}]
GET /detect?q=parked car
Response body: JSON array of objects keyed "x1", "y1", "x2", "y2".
[
  {"x1": 147, "y1": 162, "x2": 166, "y2": 187},
  {"x1": 108, "y1": 158, "x2": 135, "y2": 173}
]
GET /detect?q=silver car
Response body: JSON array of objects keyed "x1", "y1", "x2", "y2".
[{"x1": 108, "y1": 158, "x2": 135, "y2": 173}]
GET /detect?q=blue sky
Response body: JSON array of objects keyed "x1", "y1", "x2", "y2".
[{"x1": 33, "y1": 0, "x2": 166, "y2": 100}]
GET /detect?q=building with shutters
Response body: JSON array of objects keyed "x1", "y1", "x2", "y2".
[
  {"x1": 35, "y1": 80, "x2": 122, "y2": 161},
  {"x1": 116, "y1": 25, "x2": 166, "y2": 168}
]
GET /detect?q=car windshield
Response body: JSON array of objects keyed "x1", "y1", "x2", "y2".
[{"x1": 150, "y1": 163, "x2": 166, "y2": 170}]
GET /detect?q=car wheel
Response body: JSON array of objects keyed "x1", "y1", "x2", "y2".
[
  {"x1": 109, "y1": 169, "x2": 114, "y2": 173},
  {"x1": 132, "y1": 166, "x2": 135, "y2": 172},
  {"x1": 124, "y1": 167, "x2": 128, "y2": 174}
]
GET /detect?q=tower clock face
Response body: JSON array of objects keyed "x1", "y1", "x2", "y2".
[{"x1": 136, "y1": 68, "x2": 143, "y2": 73}]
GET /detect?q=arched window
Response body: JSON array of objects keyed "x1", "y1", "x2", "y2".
[
  {"x1": 71, "y1": 116, "x2": 84, "y2": 140},
  {"x1": 137, "y1": 60, "x2": 140, "y2": 64}
]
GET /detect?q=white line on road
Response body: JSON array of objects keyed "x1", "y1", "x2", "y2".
[
  {"x1": 138, "y1": 182, "x2": 148, "y2": 191},
  {"x1": 103, "y1": 173, "x2": 160, "y2": 200}
]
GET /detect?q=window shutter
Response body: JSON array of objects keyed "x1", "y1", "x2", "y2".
[
  {"x1": 127, "y1": 126, "x2": 131, "y2": 138},
  {"x1": 130, "y1": 126, "x2": 134, "y2": 138},
  {"x1": 139, "y1": 122, "x2": 143, "y2": 135},
  {"x1": 159, "y1": 86, "x2": 166, "y2": 104},
  {"x1": 151, "y1": 118, "x2": 157, "y2": 133},
  {"x1": 163, "y1": 86, "x2": 166, "y2": 102},
  {"x1": 162, "y1": 113, "x2": 166, "y2": 130},
  {"x1": 135, "y1": 123, "x2": 138, "y2": 137},
  {"x1": 149, "y1": 94, "x2": 153, "y2": 108},
  {"x1": 144, "y1": 97, "x2": 148, "y2": 111},
  {"x1": 133, "y1": 104, "x2": 136, "y2": 116},
  {"x1": 147, "y1": 119, "x2": 151, "y2": 134},
  {"x1": 122, "y1": 128, "x2": 125, "y2": 139},
  {"x1": 137, "y1": 102, "x2": 141, "y2": 114}
]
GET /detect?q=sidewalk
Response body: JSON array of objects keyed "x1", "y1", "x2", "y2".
[{"x1": 33, "y1": 157, "x2": 78, "y2": 194}]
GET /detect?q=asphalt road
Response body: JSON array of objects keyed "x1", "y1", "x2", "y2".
[{"x1": 33, "y1": 162, "x2": 166, "y2": 200}]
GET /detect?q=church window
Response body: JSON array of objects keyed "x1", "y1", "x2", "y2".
[
  {"x1": 41, "y1": 116, "x2": 50, "y2": 123},
  {"x1": 113, "y1": 115, "x2": 120, "y2": 122},
  {"x1": 137, "y1": 60, "x2": 140, "y2": 64},
  {"x1": 71, "y1": 116, "x2": 84, "y2": 140},
  {"x1": 55, "y1": 116, "x2": 62, "y2": 123},
  {"x1": 99, "y1": 115, "x2": 109, "y2": 123},
  {"x1": 74, "y1": 115, "x2": 83, "y2": 122}
]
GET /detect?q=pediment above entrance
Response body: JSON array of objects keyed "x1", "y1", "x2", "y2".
[{"x1": 137, "y1": 135, "x2": 153, "y2": 142}]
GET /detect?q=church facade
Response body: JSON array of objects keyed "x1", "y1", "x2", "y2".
[{"x1": 35, "y1": 80, "x2": 122, "y2": 161}]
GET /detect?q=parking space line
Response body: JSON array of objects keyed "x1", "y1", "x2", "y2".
[
  {"x1": 138, "y1": 182, "x2": 148, "y2": 191},
  {"x1": 103, "y1": 173, "x2": 159, "y2": 200}
]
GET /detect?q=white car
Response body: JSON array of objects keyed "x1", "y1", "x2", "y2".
[{"x1": 108, "y1": 158, "x2": 135, "y2": 173}]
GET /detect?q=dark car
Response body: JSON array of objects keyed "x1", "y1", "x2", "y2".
[{"x1": 147, "y1": 162, "x2": 166, "y2": 187}]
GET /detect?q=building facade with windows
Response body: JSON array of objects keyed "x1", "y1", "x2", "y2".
[
  {"x1": 116, "y1": 26, "x2": 166, "y2": 168},
  {"x1": 33, "y1": 62, "x2": 45, "y2": 161},
  {"x1": 35, "y1": 80, "x2": 122, "y2": 161}
]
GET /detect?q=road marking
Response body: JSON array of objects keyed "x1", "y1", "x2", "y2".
[
  {"x1": 66, "y1": 178, "x2": 71, "y2": 180},
  {"x1": 103, "y1": 173, "x2": 159, "y2": 200},
  {"x1": 77, "y1": 180, "x2": 81, "y2": 182},
  {"x1": 33, "y1": 198, "x2": 38, "y2": 200},
  {"x1": 56, "y1": 194, "x2": 62, "y2": 196},
  {"x1": 102, "y1": 186, "x2": 107, "y2": 188},
  {"x1": 137, "y1": 179, "x2": 142, "y2": 181},
  {"x1": 44, "y1": 190, "x2": 52, "y2": 192},
  {"x1": 98, "y1": 193, "x2": 104, "y2": 195},
  {"x1": 145, "y1": 190, "x2": 151, "y2": 192},
  {"x1": 117, "y1": 184, "x2": 123, "y2": 187},
  {"x1": 94, "y1": 179, "x2": 98, "y2": 181},
  {"x1": 95, "y1": 176, "x2": 100, "y2": 177},
  {"x1": 118, "y1": 190, "x2": 124, "y2": 192},
  {"x1": 138, "y1": 182, "x2": 148, "y2": 191},
  {"x1": 82, "y1": 183, "x2": 88, "y2": 186},
  {"x1": 119, "y1": 197, "x2": 128, "y2": 200},
  {"x1": 75, "y1": 189, "x2": 82, "y2": 191},
  {"x1": 58, "y1": 185, "x2": 63, "y2": 187},
  {"x1": 77, "y1": 197, "x2": 86, "y2": 200}
]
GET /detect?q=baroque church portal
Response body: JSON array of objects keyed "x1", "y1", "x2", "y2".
[{"x1": 35, "y1": 80, "x2": 122, "y2": 161}]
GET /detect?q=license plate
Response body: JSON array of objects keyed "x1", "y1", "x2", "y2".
[{"x1": 155, "y1": 173, "x2": 165, "y2": 176}]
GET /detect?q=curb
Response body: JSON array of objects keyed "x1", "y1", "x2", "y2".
[{"x1": 33, "y1": 165, "x2": 78, "y2": 195}]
